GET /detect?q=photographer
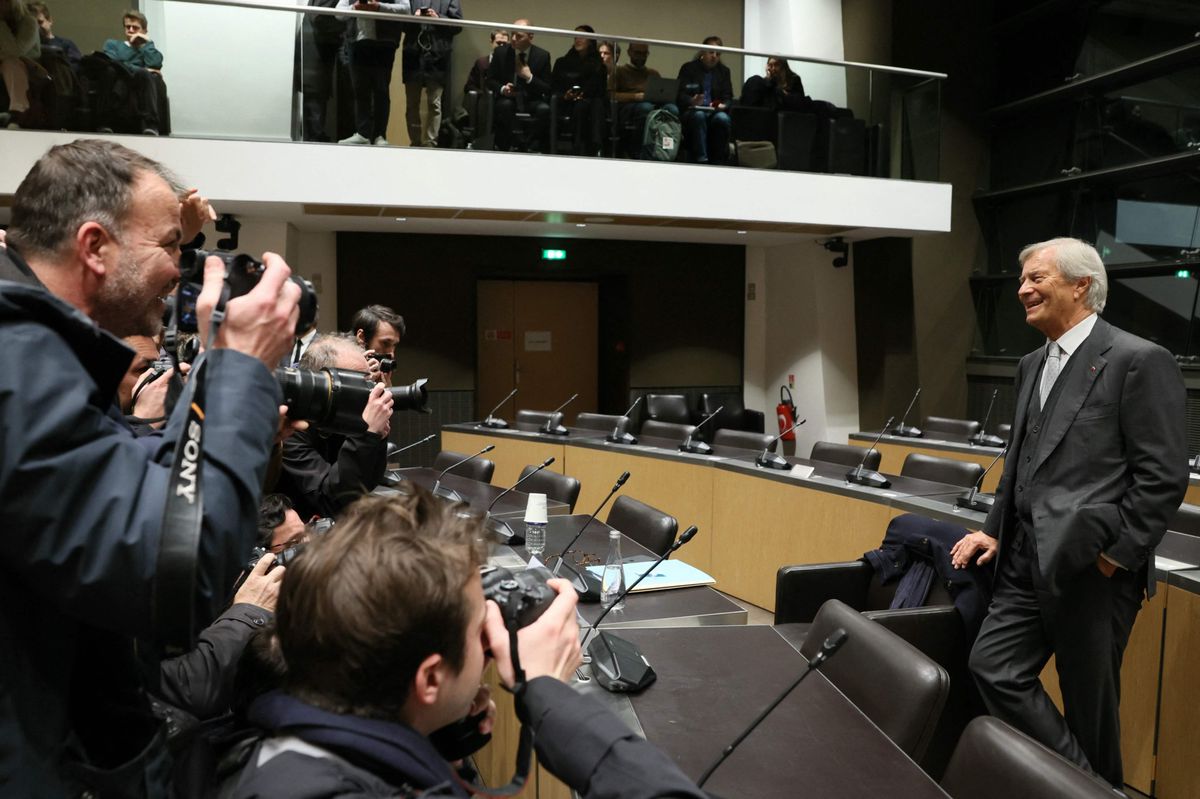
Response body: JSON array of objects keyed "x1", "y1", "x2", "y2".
[
  {"x1": 220, "y1": 489, "x2": 705, "y2": 798},
  {"x1": 0, "y1": 139, "x2": 299, "y2": 795},
  {"x1": 351, "y1": 302, "x2": 405, "y2": 385},
  {"x1": 277, "y1": 333, "x2": 393, "y2": 519}
]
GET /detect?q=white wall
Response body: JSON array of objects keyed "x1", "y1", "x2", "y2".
[
  {"x1": 743, "y1": 0, "x2": 847, "y2": 106},
  {"x1": 744, "y1": 242, "x2": 858, "y2": 456}
]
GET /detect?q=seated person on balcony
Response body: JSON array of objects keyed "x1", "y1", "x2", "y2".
[
  {"x1": 336, "y1": 0, "x2": 411, "y2": 146},
  {"x1": 101, "y1": 10, "x2": 166, "y2": 135},
  {"x1": 30, "y1": 2, "x2": 78, "y2": 67},
  {"x1": 486, "y1": 17, "x2": 550, "y2": 153},
  {"x1": 550, "y1": 25, "x2": 606, "y2": 157},
  {"x1": 463, "y1": 27, "x2": 506, "y2": 95},
  {"x1": 675, "y1": 35, "x2": 733, "y2": 165},
  {"x1": 0, "y1": 0, "x2": 39, "y2": 129},
  {"x1": 598, "y1": 39, "x2": 615, "y2": 85},
  {"x1": 741, "y1": 56, "x2": 810, "y2": 112},
  {"x1": 614, "y1": 40, "x2": 677, "y2": 157}
]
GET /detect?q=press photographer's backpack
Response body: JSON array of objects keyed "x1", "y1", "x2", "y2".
[{"x1": 641, "y1": 107, "x2": 681, "y2": 161}]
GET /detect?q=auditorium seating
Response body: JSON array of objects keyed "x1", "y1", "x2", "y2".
[
  {"x1": 923, "y1": 416, "x2": 982, "y2": 438},
  {"x1": 639, "y1": 419, "x2": 696, "y2": 443},
  {"x1": 574, "y1": 412, "x2": 631, "y2": 435},
  {"x1": 810, "y1": 441, "x2": 881, "y2": 470},
  {"x1": 712, "y1": 428, "x2": 775, "y2": 453},
  {"x1": 901, "y1": 452, "x2": 985, "y2": 488},
  {"x1": 606, "y1": 495, "x2": 678, "y2": 556},
  {"x1": 517, "y1": 464, "x2": 581, "y2": 513},
  {"x1": 432, "y1": 450, "x2": 495, "y2": 483},
  {"x1": 513, "y1": 409, "x2": 563, "y2": 433}
]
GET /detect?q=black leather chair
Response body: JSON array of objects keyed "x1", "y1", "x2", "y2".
[
  {"x1": 1171, "y1": 501, "x2": 1200, "y2": 536},
  {"x1": 800, "y1": 599, "x2": 949, "y2": 763},
  {"x1": 810, "y1": 441, "x2": 881, "y2": 470},
  {"x1": 699, "y1": 392, "x2": 766, "y2": 434},
  {"x1": 517, "y1": 465, "x2": 581, "y2": 513},
  {"x1": 940, "y1": 716, "x2": 1117, "y2": 799},
  {"x1": 574, "y1": 412, "x2": 630, "y2": 435},
  {"x1": 639, "y1": 419, "x2": 696, "y2": 444},
  {"x1": 606, "y1": 495, "x2": 678, "y2": 556},
  {"x1": 901, "y1": 453, "x2": 984, "y2": 488},
  {"x1": 712, "y1": 428, "x2": 775, "y2": 453},
  {"x1": 997, "y1": 423, "x2": 1012, "y2": 443},
  {"x1": 513, "y1": 409, "x2": 563, "y2": 433},
  {"x1": 923, "y1": 416, "x2": 982, "y2": 438},
  {"x1": 645, "y1": 394, "x2": 691, "y2": 426},
  {"x1": 432, "y1": 450, "x2": 495, "y2": 483}
]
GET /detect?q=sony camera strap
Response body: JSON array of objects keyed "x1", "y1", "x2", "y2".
[{"x1": 151, "y1": 286, "x2": 228, "y2": 654}]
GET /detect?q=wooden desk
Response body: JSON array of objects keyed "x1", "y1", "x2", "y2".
[
  {"x1": 850, "y1": 431, "x2": 1005, "y2": 493},
  {"x1": 380, "y1": 467, "x2": 568, "y2": 520},
  {"x1": 441, "y1": 424, "x2": 581, "y2": 488},
  {"x1": 1155, "y1": 569, "x2": 1200, "y2": 799}
]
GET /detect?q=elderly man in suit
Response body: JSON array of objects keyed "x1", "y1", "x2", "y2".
[{"x1": 951, "y1": 237, "x2": 1187, "y2": 790}]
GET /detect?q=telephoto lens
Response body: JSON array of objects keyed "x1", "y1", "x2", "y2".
[{"x1": 275, "y1": 368, "x2": 431, "y2": 434}]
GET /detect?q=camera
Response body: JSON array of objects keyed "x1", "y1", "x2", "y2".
[
  {"x1": 276, "y1": 366, "x2": 430, "y2": 434},
  {"x1": 375, "y1": 355, "x2": 395, "y2": 374},
  {"x1": 172, "y1": 249, "x2": 319, "y2": 337},
  {"x1": 242, "y1": 518, "x2": 335, "y2": 575},
  {"x1": 481, "y1": 565, "x2": 555, "y2": 629}
]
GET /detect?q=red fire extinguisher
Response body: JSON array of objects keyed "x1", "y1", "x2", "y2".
[{"x1": 777, "y1": 386, "x2": 798, "y2": 441}]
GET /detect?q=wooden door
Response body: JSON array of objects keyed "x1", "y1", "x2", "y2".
[{"x1": 477, "y1": 280, "x2": 598, "y2": 425}]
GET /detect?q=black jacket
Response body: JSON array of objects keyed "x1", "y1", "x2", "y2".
[
  {"x1": 400, "y1": 0, "x2": 461, "y2": 82},
  {"x1": 219, "y1": 679, "x2": 707, "y2": 799},
  {"x1": 0, "y1": 247, "x2": 281, "y2": 796},
  {"x1": 550, "y1": 46, "x2": 607, "y2": 99},
  {"x1": 277, "y1": 426, "x2": 388, "y2": 520},
  {"x1": 675, "y1": 58, "x2": 733, "y2": 110},
  {"x1": 486, "y1": 43, "x2": 552, "y2": 103}
]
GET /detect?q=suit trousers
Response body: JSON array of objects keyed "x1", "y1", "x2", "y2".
[
  {"x1": 349, "y1": 39, "x2": 398, "y2": 140},
  {"x1": 404, "y1": 76, "x2": 443, "y2": 146},
  {"x1": 969, "y1": 526, "x2": 1143, "y2": 787}
]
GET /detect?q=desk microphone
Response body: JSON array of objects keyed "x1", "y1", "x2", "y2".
[
  {"x1": 969, "y1": 389, "x2": 1005, "y2": 447},
  {"x1": 586, "y1": 525, "x2": 699, "y2": 693},
  {"x1": 755, "y1": 417, "x2": 807, "y2": 470},
  {"x1": 382, "y1": 433, "x2": 438, "y2": 486},
  {"x1": 479, "y1": 388, "x2": 517, "y2": 429},
  {"x1": 955, "y1": 444, "x2": 1007, "y2": 512},
  {"x1": 542, "y1": 393, "x2": 577, "y2": 435},
  {"x1": 549, "y1": 471, "x2": 630, "y2": 602},
  {"x1": 845, "y1": 417, "x2": 893, "y2": 489},
  {"x1": 696, "y1": 628, "x2": 849, "y2": 789},
  {"x1": 680, "y1": 406, "x2": 722, "y2": 455},
  {"x1": 487, "y1": 456, "x2": 556, "y2": 543},
  {"x1": 607, "y1": 397, "x2": 642, "y2": 445},
  {"x1": 431, "y1": 444, "x2": 495, "y2": 502},
  {"x1": 890, "y1": 388, "x2": 923, "y2": 438}
]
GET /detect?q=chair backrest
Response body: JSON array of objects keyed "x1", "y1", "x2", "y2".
[
  {"x1": 700, "y1": 392, "x2": 749, "y2": 434},
  {"x1": 810, "y1": 441, "x2": 881, "y2": 470},
  {"x1": 432, "y1": 450, "x2": 495, "y2": 483},
  {"x1": 1170, "y1": 502, "x2": 1200, "y2": 536},
  {"x1": 606, "y1": 495, "x2": 678, "y2": 556},
  {"x1": 712, "y1": 428, "x2": 776, "y2": 453},
  {"x1": 518, "y1": 465, "x2": 581, "y2": 513},
  {"x1": 996, "y1": 423, "x2": 1012, "y2": 443},
  {"x1": 900, "y1": 453, "x2": 984, "y2": 488},
  {"x1": 639, "y1": 419, "x2": 697, "y2": 444},
  {"x1": 923, "y1": 416, "x2": 982, "y2": 438},
  {"x1": 645, "y1": 394, "x2": 691, "y2": 425},
  {"x1": 574, "y1": 412, "x2": 629, "y2": 434},
  {"x1": 514, "y1": 409, "x2": 562, "y2": 433},
  {"x1": 801, "y1": 599, "x2": 948, "y2": 762},
  {"x1": 940, "y1": 716, "x2": 1117, "y2": 799}
]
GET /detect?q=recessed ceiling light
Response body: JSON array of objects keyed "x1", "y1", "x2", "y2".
[
  {"x1": 736, "y1": 230, "x2": 748, "y2": 235},
  {"x1": 395, "y1": 217, "x2": 407, "y2": 222},
  {"x1": 575, "y1": 223, "x2": 587, "y2": 228}
]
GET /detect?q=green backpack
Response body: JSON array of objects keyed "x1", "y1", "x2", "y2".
[{"x1": 640, "y1": 107, "x2": 682, "y2": 161}]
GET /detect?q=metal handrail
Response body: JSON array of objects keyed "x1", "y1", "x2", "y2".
[{"x1": 164, "y1": 0, "x2": 948, "y2": 80}]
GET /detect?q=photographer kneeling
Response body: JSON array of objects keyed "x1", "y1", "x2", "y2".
[
  {"x1": 276, "y1": 333, "x2": 393, "y2": 519},
  {"x1": 221, "y1": 489, "x2": 705, "y2": 798}
]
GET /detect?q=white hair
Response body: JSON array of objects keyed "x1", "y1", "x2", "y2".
[{"x1": 1018, "y1": 237, "x2": 1108, "y2": 313}]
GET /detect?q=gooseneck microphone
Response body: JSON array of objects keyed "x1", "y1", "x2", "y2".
[
  {"x1": 969, "y1": 389, "x2": 1005, "y2": 447},
  {"x1": 607, "y1": 397, "x2": 642, "y2": 445},
  {"x1": 480, "y1": 388, "x2": 517, "y2": 429},
  {"x1": 382, "y1": 433, "x2": 438, "y2": 486},
  {"x1": 755, "y1": 417, "x2": 807, "y2": 470},
  {"x1": 487, "y1": 456, "x2": 556, "y2": 543},
  {"x1": 679, "y1": 406, "x2": 723, "y2": 455},
  {"x1": 586, "y1": 526, "x2": 699, "y2": 693},
  {"x1": 890, "y1": 388, "x2": 923, "y2": 438},
  {"x1": 696, "y1": 628, "x2": 849, "y2": 789},
  {"x1": 955, "y1": 445, "x2": 1007, "y2": 512},
  {"x1": 845, "y1": 417, "x2": 893, "y2": 489},
  {"x1": 540, "y1": 393, "x2": 578, "y2": 435},
  {"x1": 549, "y1": 471, "x2": 631, "y2": 602},
  {"x1": 430, "y1": 444, "x2": 495, "y2": 502}
]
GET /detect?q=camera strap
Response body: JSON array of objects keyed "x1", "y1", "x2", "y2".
[{"x1": 151, "y1": 286, "x2": 229, "y2": 654}]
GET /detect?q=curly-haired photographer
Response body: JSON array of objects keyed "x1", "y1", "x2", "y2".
[
  {"x1": 0, "y1": 139, "x2": 299, "y2": 796},
  {"x1": 219, "y1": 489, "x2": 705, "y2": 799}
]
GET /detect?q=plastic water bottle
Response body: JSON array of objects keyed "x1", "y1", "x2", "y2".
[
  {"x1": 524, "y1": 493, "x2": 548, "y2": 557},
  {"x1": 601, "y1": 529, "x2": 626, "y2": 611}
]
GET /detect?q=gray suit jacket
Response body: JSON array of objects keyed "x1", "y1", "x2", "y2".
[{"x1": 984, "y1": 316, "x2": 1188, "y2": 598}]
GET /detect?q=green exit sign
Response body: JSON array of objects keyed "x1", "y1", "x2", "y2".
[
  {"x1": 1176, "y1": 269, "x2": 1191, "y2": 279},
  {"x1": 542, "y1": 249, "x2": 567, "y2": 261}
]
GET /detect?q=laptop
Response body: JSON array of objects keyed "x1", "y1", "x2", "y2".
[{"x1": 642, "y1": 75, "x2": 678, "y2": 105}]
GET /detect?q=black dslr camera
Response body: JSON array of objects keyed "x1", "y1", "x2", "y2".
[
  {"x1": 374, "y1": 355, "x2": 395, "y2": 374},
  {"x1": 244, "y1": 517, "x2": 335, "y2": 574},
  {"x1": 172, "y1": 249, "x2": 319, "y2": 337},
  {"x1": 481, "y1": 565, "x2": 556, "y2": 629}
]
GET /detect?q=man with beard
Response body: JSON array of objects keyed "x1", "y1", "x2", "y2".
[{"x1": 0, "y1": 139, "x2": 301, "y2": 796}]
